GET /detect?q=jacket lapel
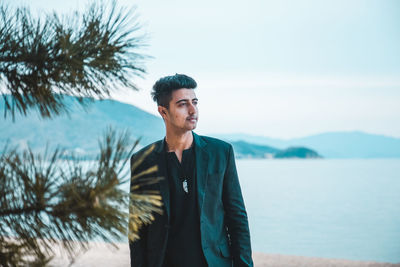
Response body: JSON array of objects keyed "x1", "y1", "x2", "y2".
[{"x1": 193, "y1": 132, "x2": 209, "y2": 214}]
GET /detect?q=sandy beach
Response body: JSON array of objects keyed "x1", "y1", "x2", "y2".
[{"x1": 48, "y1": 242, "x2": 400, "y2": 267}]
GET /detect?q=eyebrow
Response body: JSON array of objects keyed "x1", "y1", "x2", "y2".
[{"x1": 175, "y1": 98, "x2": 198, "y2": 104}]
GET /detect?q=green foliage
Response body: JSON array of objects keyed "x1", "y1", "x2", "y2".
[
  {"x1": 0, "y1": 2, "x2": 161, "y2": 265},
  {"x1": 0, "y1": 1, "x2": 147, "y2": 119},
  {"x1": 0, "y1": 128, "x2": 162, "y2": 266},
  {"x1": 129, "y1": 144, "x2": 163, "y2": 241}
]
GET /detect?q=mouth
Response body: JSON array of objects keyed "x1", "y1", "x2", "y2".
[{"x1": 187, "y1": 117, "x2": 197, "y2": 122}]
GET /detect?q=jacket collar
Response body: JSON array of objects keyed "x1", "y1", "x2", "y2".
[{"x1": 155, "y1": 131, "x2": 206, "y2": 154}]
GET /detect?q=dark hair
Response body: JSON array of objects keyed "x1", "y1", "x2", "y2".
[{"x1": 151, "y1": 73, "x2": 197, "y2": 108}]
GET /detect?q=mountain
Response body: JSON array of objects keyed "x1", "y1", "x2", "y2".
[
  {"x1": 1, "y1": 96, "x2": 321, "y2": 159},
  {"x1": 2, "y1": 95, "x2": 397, "y2": 158},
  {"x1": 212, "y1": 132, "x2": 400, "y2": 158},
  {"x1": 0, "y1": 95, "x2": 165, "y2": 156}
]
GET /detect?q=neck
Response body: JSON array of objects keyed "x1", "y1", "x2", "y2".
[{"x1": 165, "y1": 130, "x2": 193, "y2": 152}]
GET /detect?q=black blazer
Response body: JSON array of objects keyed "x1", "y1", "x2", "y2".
[{"x1": 130, "y1": 132, "x2": 253, "y2": 267}]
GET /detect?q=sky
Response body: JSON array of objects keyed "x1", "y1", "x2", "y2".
[{"x1": 4, "y1": 0, "x2": 400, "y2": 139}]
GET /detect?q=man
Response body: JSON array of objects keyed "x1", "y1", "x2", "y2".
[{"x1": 130, "y1": 74, "x2": 253, "y2": 267}]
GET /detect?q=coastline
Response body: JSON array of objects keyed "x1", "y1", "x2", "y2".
[
  {"x1": 48, "y1": 242, "x2": 400, "y2": 267},
  {"x1": 252, "y1": 252, "x2": 400, "y2": 267}
]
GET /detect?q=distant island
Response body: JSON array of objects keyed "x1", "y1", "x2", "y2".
[
  {"x1": 231, "y1": 140, "x2": 322, "y2": 159},
  {"x1": 274, "y1": 146, "x2": 321, "y2": 159},
  {"x1": 213, "y1": 131, "x2": 400, "y2": 159}
]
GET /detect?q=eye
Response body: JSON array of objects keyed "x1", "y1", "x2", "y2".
[{"x1": 192, "y1": 100, "x2": 198, "y2": 105}]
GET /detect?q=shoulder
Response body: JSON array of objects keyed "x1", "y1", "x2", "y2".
[
  {"x1": 130, "y1": 139, "x2": 162, "y2": 163},
  {"x1": 196, "y1": 134, "x2": 236, "y2": 171},
  {"x1": 197, "y1": 134, "x2": 233, "y2": 153}
]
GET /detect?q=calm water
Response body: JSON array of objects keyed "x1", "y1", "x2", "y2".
[{"x1": 237, "y1": 159, "x2": 400, "y2": 263}]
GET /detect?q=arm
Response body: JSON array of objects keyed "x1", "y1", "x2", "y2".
[
  {"x1": 129, "y1": 155, "x2": 147, "y2": 267},
  {"x1": 129, "y1": 226, "x2": 147, "y2": 267},
  {"x1": 222, "y1": 145, "x2": 253, "y2": 267}
]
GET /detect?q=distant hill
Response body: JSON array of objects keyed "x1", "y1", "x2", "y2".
[
  {"x1": 274, "y1": 147, "x2": 322, "y2": 159},
  {"x1": 230, "y1": 141, "x2": 321, "y2": 159},
  {"x1": 231, "y1": 140, "x2": 279, "y2": 158},
  {"x1": 212, "y1": 132, "x2": 400, "y2": 158},
  {"x1": 0, "y1": 95, "x2": 165, "y2": 156}
]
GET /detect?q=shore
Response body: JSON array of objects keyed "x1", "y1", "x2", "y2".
[{"x1": 48, "y1": 242, "x2": 400, "y2": 267}]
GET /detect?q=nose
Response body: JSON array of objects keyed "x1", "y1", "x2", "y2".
[{"x1": 188, "y1": 102, "x2": 196, "y2": 115}]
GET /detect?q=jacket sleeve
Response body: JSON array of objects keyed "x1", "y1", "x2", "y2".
[
  {"x1": 222, "y1": 145, "x2": 253, "y2": 267},
  {"x1": 129, "y1": 226, "x2": 147, "y2": 267},
  {"x1": 129, "y1": 155, "x2": 148, "y2": 267}
]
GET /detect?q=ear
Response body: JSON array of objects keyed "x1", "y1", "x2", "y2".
[{"x1": 158, "y1": 106, "x2": 167, "y2": 119}]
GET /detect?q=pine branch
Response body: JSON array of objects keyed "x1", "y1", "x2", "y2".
[
  {"x1": 0, "y1": 127, "x2": 162, "y2": 265},
  {"x1": 129, "y1": 145, "x2": 164, "y2": 241},
  {"x1": 0, "y1": 1, "x2": 148, "y2": 119}
]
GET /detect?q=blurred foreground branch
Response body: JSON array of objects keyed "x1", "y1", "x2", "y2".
[{"x1": 0, "y1": 128, "x2": 162, "y2": 266}]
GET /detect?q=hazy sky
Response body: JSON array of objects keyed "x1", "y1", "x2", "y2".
[{"x1": 5, "y1": 0, "x2": 400, "y2": 138}]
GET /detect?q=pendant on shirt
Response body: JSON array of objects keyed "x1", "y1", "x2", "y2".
[{"x1": 182, "y1": 179, "x2": 188, "y2": 193}]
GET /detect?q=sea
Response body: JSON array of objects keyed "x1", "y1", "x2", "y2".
[{"x1": 237, "y1": 158, "x2": 400, "y2": 263}]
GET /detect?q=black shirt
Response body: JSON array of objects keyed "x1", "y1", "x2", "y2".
[{"x1": 162, "y1": 144, "x2": 208, "y2": 267}]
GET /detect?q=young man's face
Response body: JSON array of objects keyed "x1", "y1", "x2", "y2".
[{"x1": 159, "y1": 88, "x2": 198, "y2": 133}]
